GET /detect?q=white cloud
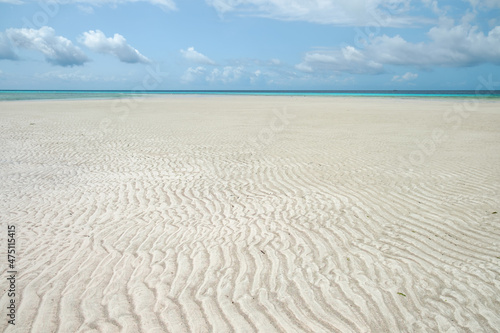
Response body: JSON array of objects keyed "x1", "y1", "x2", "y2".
[
  {"x1": 368, "y1": 24, "x2": 500, "y2": 67},
  {"x1": 77, "y1": 5, "x2": 95, "y2": 13},
  {"x1": 42, "y1": 0, "x2": 176, "y2": 11},
  {"x1": 5, "y1": 26, "x2": 88, "y2": 66},
  {"x1": 80, "y1": 30, "x2": 150, "y2": 64},
  {"x1": 206, "y1": 66, "x2": 243, "y2": 83},
  {"x1": 270, "y1": 58, "x2": 281, "y2": 65},
  {"x1": 0, "y1": 0, "x2": 23, "y2": 4},
  {"x1": 36, "y1": 70, "x2": 93, "y2": 81},
  {"x1": 250, "y1": 69, "x2": 263, "y2": 84},
  {"x1": 0, "y1": 0, "x2": 177, "y2": 10},
  {"x1": 225, "y1": 57, "x2": 283, "y2": 68},
  {"x1": 181, "y1": 66, "x2": 206, "y2": 83},
  {"x1": 467, "y1": 0, "x2": 500, "y2": 9},
  {"x1": 296, "y1": 23, "x2": 500, "y2": 75},
  {"x1": 296, "y1": 46, "x2": 384, "y2": 75},
  {"x1": 0, "y1": 33, "x2": 18, "y2": 60},
  {"x1": 205, "y1": 0, "x2": 430, "y2": 27},
  {"x1": 420, "y1": 0, "x2": 444, "y2": 15},
  {"x1": 35, "y1": 70, "x2": 125, "y2": 82},
  {"x1": 180, "y1": 47, "x2": 215, "y2": 65},
  {"x1": 392, "y1": 72, "x2": 418, "y2": 81}
]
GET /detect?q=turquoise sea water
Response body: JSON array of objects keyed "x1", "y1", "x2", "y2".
[{"x1": 1, "y1": 90, "x2": 500, "y2": 101}]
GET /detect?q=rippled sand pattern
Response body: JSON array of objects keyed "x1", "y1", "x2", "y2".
[{"x1": 1, "y1": 96, "x2": 500, "y2": 332}]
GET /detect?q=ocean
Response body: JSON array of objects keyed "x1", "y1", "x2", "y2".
[{"x1": 1, "y1": 90, "x2": 500, "y2": 101}]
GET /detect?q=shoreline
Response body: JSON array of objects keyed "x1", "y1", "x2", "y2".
[{"x1": 1, "y1": 90, "x2": 500, "y2": 103}]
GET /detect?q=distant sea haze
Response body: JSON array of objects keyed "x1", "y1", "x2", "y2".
[{"x1": 1, "y1": 90, "x2": 499, "y2": 101}]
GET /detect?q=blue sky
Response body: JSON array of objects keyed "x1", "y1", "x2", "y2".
[{"x1": 0, "y1": 0, "x2": 499, "y2": 90}]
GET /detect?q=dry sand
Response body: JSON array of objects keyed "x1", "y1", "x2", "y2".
[{"x1": 1, "y1": 95, "x2": 500, "y2": 332}]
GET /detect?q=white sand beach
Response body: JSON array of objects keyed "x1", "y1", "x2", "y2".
[{"x1": 1, "y1": 95, "x2": 500, "y2": 332}]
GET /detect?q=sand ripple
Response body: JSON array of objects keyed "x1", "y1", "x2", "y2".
[{"x1": 1, "y1": 96, "x2": 500, "y2": 332}]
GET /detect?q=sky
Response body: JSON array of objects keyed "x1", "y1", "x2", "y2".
[{"x1": 0, "y1": 0, "x2": 499, "y2": 90}]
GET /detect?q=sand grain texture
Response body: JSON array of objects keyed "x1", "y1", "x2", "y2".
[{"x1": 1, "y1": 96, "x2": 500, "y2": 332}]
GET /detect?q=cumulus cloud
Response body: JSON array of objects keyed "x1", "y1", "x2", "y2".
[
  {"x1": 181, "y1": 66, "x2": 206, "y2": 83},
  {"x1": 420, "y1": 0, "x2": 444, "y2": 15},
  {"x1": 206, "y1": 66, "x2": 243, "y2": 83},
  {"x1": 80, "y1": 30, "x2": 150, "y2": 64},
  {"x1": 180, "y1": 47, "x2": 215, "y2": 65},
  {"x1": 270, "y1": 58, "x2": 281, "y2": 65},
  {"x1": 37, "y1": 0, "x2": 176, "y2": 11},
  {"x1": 0, "y1": 33, "x2": 18, "y2": 60},
  {"x1": 35, "y1": 70, "x2": 125, "y2": 82},
  {"x1": 182, "y1": 65, "x2": 245, "y2": 84},
  {"x1": 205, "y1": 0, "x2": 429, "y2": 27},
  {"x1": 368, "y1": 24, "x2": 500, "y2": 67},
  {"x1": 296, "y1": 23, "x2": 500, "y2": 75},
  {"x1": 1, "y1": 0, "x2": 177, "y2": 10},
  {"x1": 296, "y1": 46, "x2": 384, "y2": 75},
  {"x1": 467, "y1": 0, "x2": 500, "y2": 9},
  {"x1": 392, "y1": 72, "x2": 418, "y2": 81},
  {"x1": 77, "y1": 5, "x2": 95, "y2": 13},
  {"x1": 250, "y1": 69, "x2": 264, "y2": 84},
  {"x1": 36, "y1": 70, "x2": 93, "y2": 81},
  {"x1": 5, "y1": 27, "x2": 88, "y2": 66}
]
